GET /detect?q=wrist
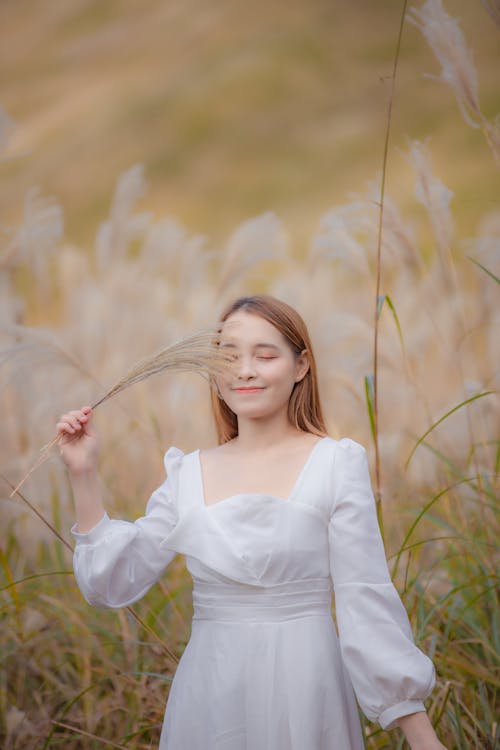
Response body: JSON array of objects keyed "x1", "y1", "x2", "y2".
[
  {"x1": 396, "y1": 710, "x2": 435, "y2": 743},
  {"x1": 69, "y1": 465, "x2": 99, "y2": 480}
]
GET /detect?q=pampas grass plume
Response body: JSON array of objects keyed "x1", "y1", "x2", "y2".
[
  {"x1": 8, "y1": 326, "x2": 232, "y2": 499},
  {"x1": 409, "y1": 0, "x2": 500, "y2": 164}
]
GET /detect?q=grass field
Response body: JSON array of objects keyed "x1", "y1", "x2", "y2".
[{"x1": 1, "y1": 1, "x2": 499, "y2": 747}]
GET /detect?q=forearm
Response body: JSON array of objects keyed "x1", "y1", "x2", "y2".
[
  {"x1": 69, "y1": 469, "x2": 106, "y2": 533},
  {"x1": 396, "y1": 711, "x2": 444, "y2": 749}
]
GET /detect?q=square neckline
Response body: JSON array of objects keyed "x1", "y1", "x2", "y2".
[{"x1": 195, "y1": 436, "x2": 328, "y2": 509}]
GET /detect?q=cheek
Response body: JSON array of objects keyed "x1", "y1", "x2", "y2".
[{"x1": 265, "y1": 360, "x2": 296, "y2": 387}]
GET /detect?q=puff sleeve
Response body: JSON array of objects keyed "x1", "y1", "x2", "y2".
[
  {"x1": 328, "y1": 438, "x2": 436, "y2": 731},
  {"x1": 71, "y1": 446, "x2": 184, "y2": 609}
]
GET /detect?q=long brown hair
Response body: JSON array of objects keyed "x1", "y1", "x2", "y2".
[{"x1": 210, "y1": 295, "x2": 328, "y2": 444}]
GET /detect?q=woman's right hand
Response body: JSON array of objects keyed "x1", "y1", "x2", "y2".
[{"x1": 56, "y1": 406, "x2": 99, "y2": 475}]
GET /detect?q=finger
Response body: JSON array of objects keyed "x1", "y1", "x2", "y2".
[
  {"x1": 57, "y1": 409, "x2": 91, "y2": 433},
  {"x1": 58, "y1": 413, "x2": 76, "y2": 425},
  {"x1": 59, "y1": 417, "x2": 79, "y2": 432},
  {"x1": 70, "y1": 410, "x2": 87, "y2": 422},
  {"x1": 56, "y1": 421, "x2": 74, "y2": 434}
]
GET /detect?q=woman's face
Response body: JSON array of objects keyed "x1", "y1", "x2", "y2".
[{"x1": 215, "y1": 310, "x2": 309, "y2": 420}]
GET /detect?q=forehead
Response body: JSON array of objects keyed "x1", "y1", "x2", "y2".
[{"x1": 220, "y1": 310, "x2": 287, "y2": 346}]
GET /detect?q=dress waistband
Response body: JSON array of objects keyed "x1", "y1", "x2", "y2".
[{"x1": 191, "y1": 577, "x2": 333, "y2": 623}]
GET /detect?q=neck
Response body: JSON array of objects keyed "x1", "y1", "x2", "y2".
[{"x1": 232, "y1": 414, "x2": 303, "y2": 452}]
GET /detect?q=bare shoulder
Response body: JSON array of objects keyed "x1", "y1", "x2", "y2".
[{"x1": 303, "y1": 431, "x2": 331, "y2": 446}]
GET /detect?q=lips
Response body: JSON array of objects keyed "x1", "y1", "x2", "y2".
[{"x1": 232, "y1": 387, "x2": 265, "y2": 393}]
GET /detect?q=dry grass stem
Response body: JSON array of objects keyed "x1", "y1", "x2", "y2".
[
  {"x1": 50, "y1": 720, "x2": 131, "y2": 749},
  {"x1": 1, "y1": 471, "x2": 73, "y2": 551},
  {"x1": 371, "y1": 0, "x2": 408, "y2": 512},
  {"x1": 8, "y1": 326, "x2": 231, "y2": 499},
  {"x1": 90, "y1": 326, "x2": 230, "y2": 409}
]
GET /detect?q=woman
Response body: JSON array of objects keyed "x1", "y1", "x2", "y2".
[{"x1": 58, "y1": 294, "x2": 447, "y2": 749}]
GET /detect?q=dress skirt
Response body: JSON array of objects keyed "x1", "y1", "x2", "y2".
[{"x1": 160, "y1": 575, "x2": 365, "y2": 749}]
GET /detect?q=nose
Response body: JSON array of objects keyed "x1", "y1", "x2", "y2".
[{"x1": 233, "y1": 354, "x2": 257, "y2": 381}]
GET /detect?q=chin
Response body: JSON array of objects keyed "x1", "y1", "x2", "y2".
[
  {"x1": 240, "y1": 403, "x2": 284, "y2": 419},
  {"x1": 228, "y1": 403, "x2": 267, "y2": 417},
  {"x1": 231, "y1": 405, "x2": 264, "y2": 415}
]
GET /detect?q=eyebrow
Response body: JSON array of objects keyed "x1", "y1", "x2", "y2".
[{"x1": 220, "y1": 342, "x2": 281, "y2": 351}]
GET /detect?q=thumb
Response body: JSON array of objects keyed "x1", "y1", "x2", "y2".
[{"x1": 81, "y1": 405, "x2": 96, "y2": 434}]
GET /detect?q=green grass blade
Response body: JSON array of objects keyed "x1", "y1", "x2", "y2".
[
  {"x1": 467, "y1": 256, "x2": 500, "y2": 283},
  {"x1": 404, "y1": 391, "x2": 496, "y2": 469}
]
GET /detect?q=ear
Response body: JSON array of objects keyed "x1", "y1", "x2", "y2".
[{"x1": 294, "y1": 349, "x2": 310, "y2": 383}]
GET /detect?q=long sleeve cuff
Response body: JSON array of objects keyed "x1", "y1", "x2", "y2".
[
  {"x1": 379, "y1": 700, "x2": 426, "y2": 731},
  {"x1": 71, "y1": 512, "x2": 110, "y2": 543}
]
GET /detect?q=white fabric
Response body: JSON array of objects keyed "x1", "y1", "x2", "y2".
[{"x1": 71, "y1": 436, "x2": 436, "y2": 748}]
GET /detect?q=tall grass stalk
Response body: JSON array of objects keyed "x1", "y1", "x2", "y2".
[{"x1": 370, "y1": 0, "x2": 408, "y2": 536}]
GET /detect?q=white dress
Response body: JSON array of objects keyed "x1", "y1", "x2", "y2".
[{"x1": 71, "y1": 436, "x2": 436, "y2": 749}]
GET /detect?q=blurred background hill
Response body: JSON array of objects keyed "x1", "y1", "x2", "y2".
[{"x1": 1, "y1": 0, "x2": 499, "y2": 252}]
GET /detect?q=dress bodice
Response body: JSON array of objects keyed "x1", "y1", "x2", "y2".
[{"x1": 171, "y1": 437, "x2": 333, "y2": 586}]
